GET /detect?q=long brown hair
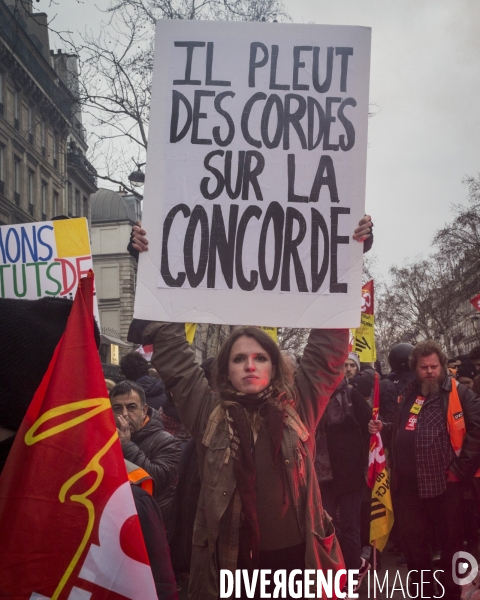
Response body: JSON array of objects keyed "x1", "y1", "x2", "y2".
[{"x1": 213, "y1": 326, "x2": 295, "y2": 405}]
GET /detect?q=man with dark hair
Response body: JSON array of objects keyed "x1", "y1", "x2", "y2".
[
  {"x1": 456, "y1": 361, "x2": 477, "y2": 390},
  {"x1": 110, "y1": 380, "x2": 181, "y2": 537},
  {"x1": 370, "y1": 340, "x2": 480, "y2": 600},
  {"x1": 120, "y1": 352, "x2": 167, "y2": 410},
  {"x1": 469, "y1": 345, "x2": 480, "y2": 396}
]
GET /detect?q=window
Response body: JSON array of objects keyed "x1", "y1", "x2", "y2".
[
  {"x1": 28, "y1": 107, "x2": 34, "y2": 145},
  {"x1": 68, "y1": 182, "x2": 73, "y2": 216},
  {"x1": 41, "y1": 180, "x2": 47, "y2": 220},
  {"x1": 28, "y1": 170, "x2": 34, "y2": 215},
  {"x1": 53, "y1": 190, "x2": 59, "y2": 217},
  {"x1": 14, "y1": 156, "x2": 21, "y2": 205},
  {"x1": 53, "y1": 133, "x2": 58, "y2": 169},
  {"x1": 41, "y1": 120, "x2": 46, "y2": 157},
  {"x1": 83, "y1": 195, "x2": 88, "y2": 219},
  {"x1": 14, "y1": 90, "x2": 20, "y2": 131},
  {"x1": 0, "y1": 146, "x2": 4, "y2": 194},
  {"x1": 75, "y1": 188, "x2": 80, "y2": 217},
  {"x1": 0, "y1": 73, "x2": 4, "y2": 116}
]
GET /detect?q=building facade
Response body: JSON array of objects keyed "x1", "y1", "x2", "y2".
[
  {"x1": 0, "y1": 0, "x2": 96, "y2": 227},
  {"x1": 90, "y1": 188, "x2": 140, "y2": 372}
]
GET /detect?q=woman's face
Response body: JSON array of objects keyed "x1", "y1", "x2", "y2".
[{"x1": 228, "y1": 335, "x2": 275, "y2": 395}]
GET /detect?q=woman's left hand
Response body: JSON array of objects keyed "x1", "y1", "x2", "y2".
[{"x1": 353, "y1": 215, "x2": 373, "y2": 242}]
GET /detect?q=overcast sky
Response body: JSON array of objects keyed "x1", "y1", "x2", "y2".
[{"x1": 43, "y1": 0, "x2": 480, "y2": 279}]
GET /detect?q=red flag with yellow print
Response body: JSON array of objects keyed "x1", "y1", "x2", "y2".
[{"x1": 0, "y1": 273, "x2": 156, "y2": 599}]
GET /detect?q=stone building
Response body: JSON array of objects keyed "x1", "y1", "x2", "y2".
[
  {"x1": 0, "y1": 0, "x2": 96, "y2": 227},
  {"x1": 51, "y1": 50, "x2": 97, "y2": 222},
  {"x1": 90, "y1": 188, "x2": 141, "y2": 373}
]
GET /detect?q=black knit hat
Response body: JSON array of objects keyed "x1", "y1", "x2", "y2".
[
  {"x1": 351, "y1": 374, "x2": 374, "y2": 398},
  {"x1": 457, "y1": 360, "x2": 476, "y2": 381}
]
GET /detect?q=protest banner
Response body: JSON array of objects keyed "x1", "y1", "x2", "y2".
[
  {"x1": 351, "y1": 279, "x2": 376, "y2": 361},
  {"x1": 0, "y1": 218, "x2": 100, "y2": 321},
  {"x1": 134, "y1": 20, "x2": 371, "y2": 328}
]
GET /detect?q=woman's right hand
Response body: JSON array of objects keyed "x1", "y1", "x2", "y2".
[
  {"x1": 132, "y1": 221, "x2": 148, "y2": 253},
  {"x1": 368, "y1": 419, "x2": 383, "y2": 434}
]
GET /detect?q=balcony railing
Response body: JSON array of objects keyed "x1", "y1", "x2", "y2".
[
  {"x1": 72, "y1": 116, "x2": 86, "y2": 142},
  {"x1": 67, "y1": 152, "x2": 97, "y2": 186}
]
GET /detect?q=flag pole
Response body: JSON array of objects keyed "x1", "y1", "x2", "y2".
[{"x1": 373, "y1": 539, "x2": 377, "y2": 599}]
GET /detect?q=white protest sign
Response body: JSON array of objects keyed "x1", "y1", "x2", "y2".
[
  {"x1": 0, "y1": 218, "x2": 100, "y2": 321},
  {"x1": 135, "y1": 20, "x2": 371, "y2": 328}
]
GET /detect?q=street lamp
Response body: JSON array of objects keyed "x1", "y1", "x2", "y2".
[{"x1": 128, "y1": 162, "x2": 146, "y2": 187}]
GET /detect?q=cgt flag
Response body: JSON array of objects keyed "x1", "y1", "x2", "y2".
[
  {"x1": 351, "y1": 279, "x2": 376, "y2": 362},
  {"x1": 0, "y1": 273, "x2": 156, "y2": 599},
  {"x1": 367, "y1": 372, "x2": 394, "y2": 552}
]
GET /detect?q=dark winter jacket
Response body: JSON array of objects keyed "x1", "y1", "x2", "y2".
[
  {"x1": 136, "y1": 375, "x2": 167, "y2": 410},
  {"x1": 131, "y1": 484, "x2": 178, "y2": 600},
  {"x1": 379, "y1": 370, "x2": 416, "y2": 424},
  {"x1": 315, "y1": 379, "x2": 371, "y2": 494},
  {"x1": 474, "y1": 373, "x2": 480, "y2": 397},
  {"x1": 169, "y1": 437, "x2": 201, "y2": 573},
  {"x1": 122, "y1": 407, "x2": 181, "y2": 535},
  {"x1": 381, "y1": 375, "x2": 480, "y2": 486}
]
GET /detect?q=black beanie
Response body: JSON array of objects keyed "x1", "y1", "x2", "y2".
[
  {"x1": 351, "y1": 374, "x2": 374, "y2": 398},
  {"x1": 457, "y1": 360, "x2": 476, "y2": 381}
]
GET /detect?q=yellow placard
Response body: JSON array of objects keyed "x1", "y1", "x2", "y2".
[
  {"x1": 260, "y1": 327, "x2": 278, "y2": 344},
  {"x1": 351, "y1": 313, "x2": 376, "y2": 362},
  {"x1": 53, "y1": 218, "x2": 90, "y2": 258}
]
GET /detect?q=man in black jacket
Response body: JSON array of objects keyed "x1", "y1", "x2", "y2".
[
  {"x1": 379, "y1": 343, "x2": 415, "y2": 424},
  {"x1": 369, "y1": 340, "x2": 480, "y2": 600},
  {"x1": 315, "y1": 378, "x2": 372, "y2": 591},
  {"x1": 110, "y1": 380, "x2": 181, "y2": 537}
]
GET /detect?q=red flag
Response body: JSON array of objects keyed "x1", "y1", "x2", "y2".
[
  {"x1": 367, "y1": 372, "x2": 394, "y2": 550},
  {"x1": 470, "y1": 293, "x2": 480, "y2": 313},
  {"x1": 361, "y1": 279, "x2": 374, "y2": 315},
  {"x1": 367, "y1": 372, "x2": 384, "y2": 488},
  {"x1": 0, "y1": 273, "x2": 156, "y2": 599}
]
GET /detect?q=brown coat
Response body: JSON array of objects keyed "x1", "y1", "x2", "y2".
[{"x1": 144, "y1": 322, "x2": 348, "y2": 600}]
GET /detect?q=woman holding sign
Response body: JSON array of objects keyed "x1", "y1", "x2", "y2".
[{"x1": 131, "y1": 218, "x2": 372, "y2": 599}]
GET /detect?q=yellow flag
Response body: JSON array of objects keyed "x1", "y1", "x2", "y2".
[
  {"x1": 185, "y1": 323, "x2": 197, "y2": 345},
  {"x1": 351, "y1": 279, "x2": 376, "y2": 362},
  {"x1": 260, "y1": 327, "x2": 278, "y2": 343},
  {"x1": 369, "y1": 469, "x2": 394, "y2": 552}
]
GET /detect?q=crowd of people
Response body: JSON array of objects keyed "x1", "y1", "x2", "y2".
[
  {"x1": 99, "y1": 217, "x2": 480, "y2": 600},
  {"x1": 2, "y1": 214, "x2": 480, "y2": 600},
  {"x1": 106, "y1": 335, "x2": 480, "y2": 600}
]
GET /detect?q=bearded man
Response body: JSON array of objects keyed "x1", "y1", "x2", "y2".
[{"x1": 369, "y1": 340, "x2": 480, "y2": 600}]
